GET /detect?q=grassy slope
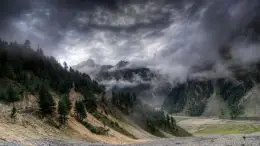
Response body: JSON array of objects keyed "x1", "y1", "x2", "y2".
[
  {"x1": 175, "y1": 116, "x2": 260, "y2": 136},
  {"x1": 195, "y1": 123, "x2": 260, "y2": 135}
]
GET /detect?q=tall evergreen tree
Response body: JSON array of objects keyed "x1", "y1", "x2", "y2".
[
  {"x1": 58, "y1": 99, "x2": 69, "y2": 125},
  {"x1": 38, "y1": 87, "x2": 56, "y2": 117},
  {"x1": 10, "y1": 106, "x2": 17, "y2": 123},
  {"x1": 6, "y1": 86, "x2": 20, "y2": 106},
  {"x1": 63, "y1": 62, "x2": 68, "y2": 71},
  {"x1": 62, "y1": 94, "x2": 72, "y2": 111},
  {"x1": 170, "y1": 116, "x2": 176, "y2": 126},
  {"x1": 23, "y1": 40, "x2": 31, "y2": 49},
  {"x1": 75, "y1": 100, "x2": 87, "y2": 121}
]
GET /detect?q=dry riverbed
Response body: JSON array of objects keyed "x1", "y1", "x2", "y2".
[{"x1": 3, "y1": 133, "x2": 260, "y2": 146}]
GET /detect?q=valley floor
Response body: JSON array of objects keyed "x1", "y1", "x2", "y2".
[
  {"x1": 175, "y1": 116, "x2": 260, "y2": 135},
  {"x1": 2, "y1": 115, "x2": 260, "y2": 146},
  {"x1": 3, "y1": 133, "x2": 260, "y2": 146}
]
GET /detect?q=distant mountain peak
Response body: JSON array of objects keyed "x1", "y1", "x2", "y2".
[
  {"x1": 74, "y1": 58, "x2": 97, "y2": 69},
  {"x1": 83, "y1": 58, "x2": 96, "y2": 67},
  {"x1": 116, "y1": 60, "x2": 129, "y2": 68}
]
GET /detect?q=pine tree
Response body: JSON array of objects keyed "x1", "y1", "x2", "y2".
[
  {"x1": 24, "y1": 40, "x2": 31, "y2": 49},
  {"x1": 63, "y1": 62, "x2": 68, "y2": 71},
  {"x1": 58, "y1": 99, "x2": 69, "y2": 125},
  {"x1": 6, "y1": 86, "x2": 20, "y2": 105},
  {"x1": 0, "y1": 48, "x2": 7, "y2": 77},
  {"x1": 62, "y1": 94, "x2": 72, "y2": 111},
  {"x1": 112, "y1": 92, "x2": 116, "y2": 105},
  {"x1": 166, "y1": 114, "x2": 170, "y2": 127},
  {"x1": 170, "y1": 116, "x2": 176, "y2": 127},
  {"x1": 38, "y1": 86, "x2": 56, "y2": 117},
  {"x1": 10, "y1": 106, "x2": 17, "y2": 123},
  {"x1": 101, "y1": 92, "x2": 106, "y2": 103},
  {"x1": 75, "y1": 100, "x2": 87, "y2": 121}
]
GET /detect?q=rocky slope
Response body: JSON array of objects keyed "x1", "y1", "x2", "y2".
[
  {"x1": 162, "y1": 64, "x2": 260, "y2": 118},
  {"x1": 74, "y1": 59, "x2": 260, "y2": 118},
  {"x1": 0, "y1": 88, "x2": 190, "y2": 145}
]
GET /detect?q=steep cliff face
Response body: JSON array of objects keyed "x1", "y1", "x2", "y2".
[
  {"x1": 162, "y1": 66, "x2": 260, "y2": 118},
  {"x1": 239, "y1": 85, "x2": 260, "y2": 118},
  {"x1": 162, "y1": 80, "x2": 213, "y2": 116}
]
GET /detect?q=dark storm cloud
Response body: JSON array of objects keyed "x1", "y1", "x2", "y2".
[
  {"x1": 0, "y1": 0, "x2": 179, "y2": 55},
  {"x1": 0, "y1": 0, "x2": 196, "y2": 36},
  {"x1": 0, "y1": 0, "x2": 32, "y2": 26},
  {"x1": 1, "y1": 0, "x2": 260, "y2": 82}
]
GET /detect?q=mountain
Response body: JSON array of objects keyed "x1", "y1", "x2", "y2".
[
  {"x1": 74, "y1": 59, "x2": 172, "y2": 106},
  {"x1": 75, "y1": 59, "x2": 97, "y2": 68},
  {"x1": 116, "y1": 60, "x2": 129, "y2": 69},
  {"x1": 74, "y1": 58, "x2": 260, "y2": 119},
  {"x1": 74, "y1": 60, "x2": 153, "y2": 86},
  {"x1": 162, "y1": 64, "x2": 260, "y2": 118},
  {"x1": 72, "y1": 59, "x2": 102, "y2": 78}
]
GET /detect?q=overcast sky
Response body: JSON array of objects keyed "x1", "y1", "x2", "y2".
[{"x1": 1, "y1": 0, "x2": 260, "y2": 81}]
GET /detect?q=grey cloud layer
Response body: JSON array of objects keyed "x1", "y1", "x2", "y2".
[{"x1": 1, "y1": 0, "x2": 260, "y2": 81}]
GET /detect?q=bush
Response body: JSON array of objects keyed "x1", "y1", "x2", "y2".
[
  {"x1": 229, "y1": 104, "x2": 244, "y2": 119},
  {"x1": 92, "y1": 112, "x2": 136, "y2": 139},
  {"x1": 81, "y1": 120, "x2": 109, "y2": 135}
]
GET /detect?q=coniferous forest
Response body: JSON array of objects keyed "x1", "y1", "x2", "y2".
[{"x1": 0, "y1": 39, "x2": 104, "y2": 98}]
